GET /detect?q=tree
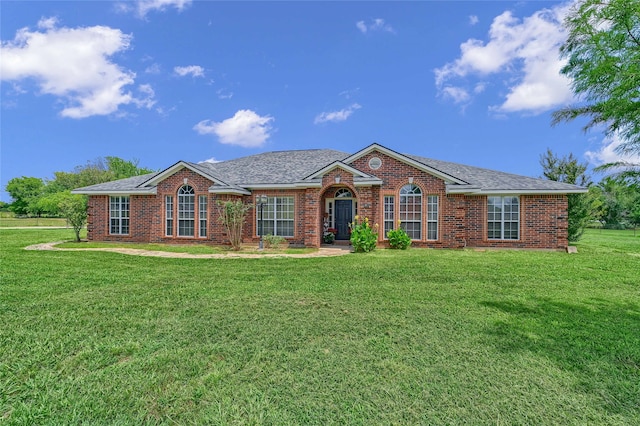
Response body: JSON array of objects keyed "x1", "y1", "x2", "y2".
[
  {"x1": 105, "y1": 157, "x2": 154, "y2": 180},
  {"x1": 539, "y1": 149, "x2": 592, "y2": 242},
  {"x1": 5, "y1": 176, "x2": 45, "y2": 216},
  {"x1": 58, "y1": 192, "x2": 87, "y2": 242},
  {"x1": 552, "y1": 0, "x2": 640, "y2": 157},
  {"x1": 216, "y1": 199, "x2": 251, "y2": 251},
  {"x1": 594, "y1": 176, "x2": 639, "y2": 229}
]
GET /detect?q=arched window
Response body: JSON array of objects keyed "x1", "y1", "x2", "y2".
[
  {"x1": 335, "y1": 188, "x2": 353, "y2": 198},
  {"x1": 399, "y1": 184, "x2": 422, "y2": 240},
  {"x1": 178, "y1": 185, "x2": 195, "y2": 236}
]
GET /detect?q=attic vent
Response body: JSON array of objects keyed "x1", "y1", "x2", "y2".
[{"x1": 368, "y1": 157, "x2": 382, "y2": 170}]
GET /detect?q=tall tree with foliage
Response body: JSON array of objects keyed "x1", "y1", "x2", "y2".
[
  {"x1": 539, "y1": 149, "x2": 592, "y2": 242},
  {"x1": 552, "y1": 0, "x2": 640, "y2": 158},
  {"x1": 5, "y1": 176, "x2": 45, "y2": 216}
]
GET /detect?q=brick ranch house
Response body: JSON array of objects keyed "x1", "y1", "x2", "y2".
[{"x1": 72, "y1": 143, "x2": 587, "y2": 250}]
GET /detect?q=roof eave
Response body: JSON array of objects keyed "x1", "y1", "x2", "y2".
[
  {"x1": 71, "y1": 188, "x2": 158, "y2": 195},
  {"x1": 446, "y1": 187, "x2": 589, "y2": 195}
]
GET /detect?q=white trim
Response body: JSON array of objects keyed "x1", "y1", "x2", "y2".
[
  {"x1": 446, "y1": 187, "x2": 589, "y2": 195},
  {"x1": 343, "y1": 143, "x2": 468, "y2": 185},
  {"x1": 71, "y1": 189, "x2": 157, "y2": 195},
  {"x1": 302, "y1": 161, "x2": 374, "y2": 181},
  {"x1": 208, "y1": 187, "x2": 252, "y2": 195},
  {"x1": 138, "y1": 161, "x2": 228, "y2": 187}
]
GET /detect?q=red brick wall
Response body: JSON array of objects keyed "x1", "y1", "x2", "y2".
[{"x1": 86, "y1": 156, "x2": 570, "y2": 250}]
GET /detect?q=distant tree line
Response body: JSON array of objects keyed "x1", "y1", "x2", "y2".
[{"x1": 4, "y1": 157, "x2": 154, "y2": 241}]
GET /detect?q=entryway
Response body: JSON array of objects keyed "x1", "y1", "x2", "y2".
[{"x1": 334, "y1": 199, "x2": 353, "y2": 240}]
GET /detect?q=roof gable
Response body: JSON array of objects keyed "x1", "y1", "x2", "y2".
[
  {"x1": 344, "y1": 143, "x2": 469, "y2": 185},
  {"x1": 138, "y1": 161, "x2": 228, "y2": 188}
]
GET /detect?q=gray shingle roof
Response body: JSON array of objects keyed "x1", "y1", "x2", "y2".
[
  {"x1": 192, "y1": 149, "x2": 349, "y2": 185},
  {"x1": 405, "y1": 154, "x2": 585, "y2": 192},
  {"x1": 72, "y1": 146, "x2": 586, "y2": 194}
]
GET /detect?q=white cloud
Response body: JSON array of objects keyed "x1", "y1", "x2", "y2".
[
  {"x1": 0, "y1": 18, "x2": 153, "y2": 118},
  {"x1": 585, "y1": 134, "x2": 640, "y2": 166},
  {"x1": 174, "y1": 65, "x2": 204, "y2": 78},
  {"x1": 193, "y1": 109, "x2": 274, "y2": 148},
  {"x1": 216, "y1": 89, "x2": 233, "y2": 99},
  {"x1": 145, "y1": 63, "x2": 161, "y2": 74},
  {"x1": 356, "y1": 18, "x2": 395, "y2": 34},
  {"x1": 441, "y1": 86, "x2": 470, "y2": 104},
  {"x1": 435, "y1": 3, "x2": 575, "y2": 114},
  {"x1": 469, "y1": 15, "x2": 479, "y2": 26},
  {"x1": 314, "y1": 103, "x2": 361, "y2": 124},
  {"x1": 199, "y1": 157, "x2": 221, "y2": 164},
  {"x1": 120, "y1": 0, "x2": 192, "y2": 18}
]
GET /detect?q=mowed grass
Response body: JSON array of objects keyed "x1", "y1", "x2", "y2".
[
  {"x1": 1, "y1": 229, "x2": 638, "y2": 424},
  {"x1": 0, "y1": 216, "x2": 68, "y2": 227}
]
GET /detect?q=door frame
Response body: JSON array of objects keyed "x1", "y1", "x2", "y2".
[{"x1": 325, "y1": 197, "x2": 356, "y2": 240}]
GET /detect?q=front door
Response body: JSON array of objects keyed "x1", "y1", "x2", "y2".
[{"x1": 335, "y1": 199, "x2": 353, "y2": 240}]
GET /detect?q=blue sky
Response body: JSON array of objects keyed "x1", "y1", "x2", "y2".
[{"x1": 2, "y1": 0, "x2": 637, "y2": 202}]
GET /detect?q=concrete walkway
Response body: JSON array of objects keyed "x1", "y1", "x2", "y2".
[{"x1": 24, "y1": 241, "x2": 352, "y2": 259}]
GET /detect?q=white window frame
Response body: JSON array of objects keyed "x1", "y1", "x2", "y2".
[
  {"x1": 487, "y1": 196, "x2": 520, "y2": 240},
  {"x1": 178, "y1": 185, "x2": 195, "y2": 237},
  {"x1": 109, "y1": 196, "x2": 130, "y2": 235},
  {"x1": 199, "y1": 195, "x2": 208, "y2": 238},
  {"x1": 165, "y1": 195, "x2": 173, "y2": 236},
  {"x1": 383, "y1": 195, "x2": 395, "y2": 239},
  {"x1": 427, "y1": 195, "x2": 438, "y2": 240},
  {"x1": 399, "y1": 184, "x2": 422, "y2": 240},
  {"x1": 257, "y1": 196, "x2": 295, "y2": 237}
]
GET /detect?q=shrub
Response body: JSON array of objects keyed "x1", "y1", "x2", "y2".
[
  {"x1": 264, "y1": 234, "x2": 287, "y2": 249},
  {"x1": 387, "y1": 226, "x2": 411, "y2": 249},
  {"x1": 216, "y1": 199, "x2": 251, "y2": 251},
  {"x1": 349, "y1": 216, "x2": 378, "y2": 253}
]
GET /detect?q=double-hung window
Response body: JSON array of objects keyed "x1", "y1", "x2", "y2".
[
  {"x1": 383, "y1": 196, "x2": 395, "y2": 239},
  {"x1": 488, "y1": 196, "x2": 520, "y2": 240},
  {"x1": 199, "y1": 195, "x2": 208, "y2": 238},
  {"x1": 165, "y1": 196, "x2": 174, "y2": 236},
  {"x1": 399, "y1": 184, "x2": 422, "y2": 240},
  {"x1": 178, "y1": 185, "x2": 195, "y2": 237},
  {"x1": 257, "y1": 196, "x2": 294, "y2": 237},
  {"x1": 427, "y1": 195, "x2": 438, "y2": 240},
  {"x1": 109, "y1": 196, "x2": 130, "y2": 235}
]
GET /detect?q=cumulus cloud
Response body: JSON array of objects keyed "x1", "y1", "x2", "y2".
[
  {"x1": 585, "y1": 134, "x2": 640, "y2": 166},
  {"x1": 174, "y1": 65, "x2": 204, "y2": 77},
  {"x1": 435, "y1": 3, "x2": 575, "y2": 114},
  {"x1": 314, "y1": 103, "x2": 361, "y2": 124},
  {"x1": 193, "y1": 109, "x2": 274, "y2": 148},
  {"x1": 469, "y1": 15, "x2": 479, "y2": 26},
  {"x1": 0, "y1": 18, "x2": 153, "y2": 118},
  {"x1": 356, "y1": 18, "x2": 395, "y2": 34}
]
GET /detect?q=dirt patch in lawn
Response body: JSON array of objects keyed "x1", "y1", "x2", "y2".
[{"x1": 25, "y1": 241, "x2": 351, "y2": 259}]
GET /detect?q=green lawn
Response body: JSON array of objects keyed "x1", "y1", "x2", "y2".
[
  {"x1": 0, "y1": 214, "x2": 68, "y2": 228},
  {"x1": 1, "y1": 229, "x2": 638, "y2": 424}
]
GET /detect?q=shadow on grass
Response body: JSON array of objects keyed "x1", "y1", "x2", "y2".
[{"x1": 482, "y1": 298, "x2": 640, "y2": 416}]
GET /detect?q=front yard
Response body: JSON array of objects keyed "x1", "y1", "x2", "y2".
[{"x1": 1, "y1": 228, "x2": 638, "y2": 424}]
